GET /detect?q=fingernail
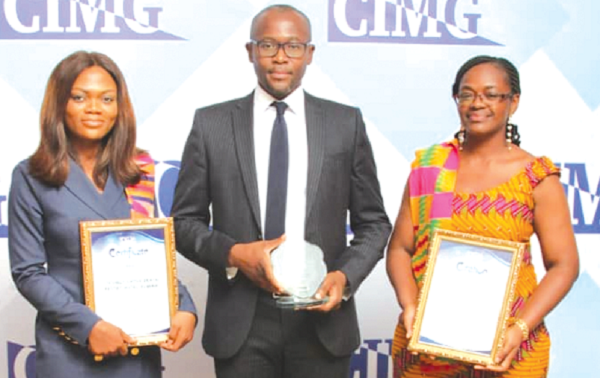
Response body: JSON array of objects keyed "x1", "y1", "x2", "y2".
[{"x1": 315, "y1": 293, "x2": 322, "y2": 300}]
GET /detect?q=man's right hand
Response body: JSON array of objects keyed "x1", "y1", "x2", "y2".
[
  {"x1": 88, "y1": 320, "x2": 133, "y2": 357},
  {"x1": 228, "y1": 235, "x2": 286, "y2": 294}
]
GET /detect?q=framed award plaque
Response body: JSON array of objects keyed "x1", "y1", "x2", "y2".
[
  {"x1": 407, "y1": 229, "x2": 526, "y2": 365},
  {"x1": 80, "y1": 217, "x2": 179, "y2": 347}
]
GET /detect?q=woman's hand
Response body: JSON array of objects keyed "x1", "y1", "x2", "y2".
[
  {"x1": 401, "y1": 304, "x2": 417, "y2": 339},
  {"x1": 161, "y1": 311, "x2": 196, "y2": 352},
  {"x1": 401, "y1": 304, "x2": 434, "y2": 359},
  {"x1": 88, "y1": 320, "x2": 133, "y2": 357},
  {"x1": 475, "y1": 324, "x2": 523, "y2": 372}
]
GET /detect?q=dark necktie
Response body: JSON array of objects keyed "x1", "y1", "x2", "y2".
[{"x1": 264, "y1": 101, "x2": 288, "y2": 240}]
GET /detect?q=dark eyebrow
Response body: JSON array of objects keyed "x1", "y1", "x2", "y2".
[{"x1": 70, "y1": 88, "x2": 117, "y2": 94}]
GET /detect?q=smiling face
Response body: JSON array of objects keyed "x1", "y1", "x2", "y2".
[
  {"x1": 456, "y1": 62, "x2": 520, "y2": 140},
  {"x1": 246, "y1": 8, "x2": 314, "y2": 100},
  {"x1": 65, "y1": 66, "x2": 118, "y2": 152}
]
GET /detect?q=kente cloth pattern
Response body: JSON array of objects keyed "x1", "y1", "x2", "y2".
[
  {"x1": 125, "y1": 153, "x2": 155, "y2": 219},
  {"x1": 392, "y1": 140, "x2": 559, "y2": 377}
]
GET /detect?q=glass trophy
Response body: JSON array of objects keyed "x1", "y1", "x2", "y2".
[{"x1": 271, "y1": 239, "x2": 329, "y2": 309}]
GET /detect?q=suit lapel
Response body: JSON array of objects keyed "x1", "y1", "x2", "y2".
[
  {"x1": 63, "y1": 159, "x2": 113, "y2": 219},
  {"x1": 232, "y1": 93, "x2": 262, "y2": 231},
  {"x1": 305, "y1": 93, "x2": 325, "y2": 222}
]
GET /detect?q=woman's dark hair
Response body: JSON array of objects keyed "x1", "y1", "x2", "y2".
[
  {"x1": 29, "y1": 51, "x2": 142, "y2": 188},
  {"x1": 452, "y1": 55, "x2": 521, "y2": 97},
  {"x1": 452, "y1": 55, "x2": 521, "y2": 146}
]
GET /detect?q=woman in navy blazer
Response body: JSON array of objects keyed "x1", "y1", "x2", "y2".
[{"x1": 8, "y1": 51, "x2": 197, "y2": 378}]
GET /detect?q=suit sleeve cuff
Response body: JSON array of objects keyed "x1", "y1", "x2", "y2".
[
  {"x1": 67, "y1": 311, "x2": 102, "y2": 347},
  {"x1": 178, "y1": 281, "x2": 197, "y2": 315}
]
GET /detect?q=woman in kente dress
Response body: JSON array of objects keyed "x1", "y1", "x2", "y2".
[{"x1": 387, "y1": 55, "x2": 579, "y2": 378}]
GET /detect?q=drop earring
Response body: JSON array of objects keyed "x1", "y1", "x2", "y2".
[
  {"x1": 506, "y1": 122, "x2": 513, "y2": 151},
  {"x1": 457, "y1": 128, "x2": 465, "y2": 150}
]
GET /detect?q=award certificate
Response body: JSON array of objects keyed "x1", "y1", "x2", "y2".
[
  {"x1": 80, "y1": 218, "x2": 178, "y2": 346},
  {"x1": 407, "y1": 229, "x2": 526, "y2": 365}
]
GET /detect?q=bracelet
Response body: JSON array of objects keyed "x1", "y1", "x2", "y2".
[{"x1": 510, "y1": 317, "x2": 529, "y2": 341}]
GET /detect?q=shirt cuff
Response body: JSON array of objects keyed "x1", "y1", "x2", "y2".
[
  {"x1": 342, "y1": 283, "x2": 351, "y2": 301},
  {"x1": 226, "y1": 267, "x2": 239, "y2": 280}
]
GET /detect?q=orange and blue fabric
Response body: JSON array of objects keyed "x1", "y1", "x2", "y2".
[
  {"x1": 392, "y1": 139, "x2": 559, "y2": 378},
  {"x1": 125, "y1": 153, "x2": 155, "y2": 219}
]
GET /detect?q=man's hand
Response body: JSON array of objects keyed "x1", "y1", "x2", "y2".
[
  {"x1": 306, "y1": 270, "x2": 347, "y2": 313},
  {"x1": 88, "y1": 320, "x2": 133, "y2": 357},
  {"x1": 161, "y1": 311, "x2": 196, "y2": 352},
  {"x1": 228, "y1": 235, "x2": 286, "y2": 294}
]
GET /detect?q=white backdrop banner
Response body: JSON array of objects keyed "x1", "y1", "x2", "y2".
[{"x1": 1, "y1": 1, "x2": 599, "y2": 377}]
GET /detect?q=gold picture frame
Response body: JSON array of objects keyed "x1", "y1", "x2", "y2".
[
  {"x1": 407, "y1": 228, "x2": 526, "y2": 366},
  {"x1": 80, "y1": 218, "x2": 179, "y2": 347}
]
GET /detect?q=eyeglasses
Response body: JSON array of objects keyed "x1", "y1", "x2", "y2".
[
  {"x1": 455, "y1": 92, "x2": 512, "y2": 105},
  {"x1": 250, "y1": 39, "x2": 311, "y2": 58}
]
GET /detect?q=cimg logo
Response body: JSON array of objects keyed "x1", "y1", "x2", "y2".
[
  {"x1": 329, "y1": 0, "x2": 500, "y2": 45},
  {"x1": 0, "y1": 194, "x2": 6, "y2": 238},
  {"x1": 558, "y1": 163, "x2": 600, "y2": 234},
  {"x1": 7, "y1": 342, "x2": 35, "y2": 378},
  {"x1": 6, "y1": 339, "x2": 389, "y2": 378},
  {"x1": 0, "y1": 0, "x2": 183, "y2": 40},
  {"x1": 350, "y1": 339, "x2": 392, "y2": 378}
]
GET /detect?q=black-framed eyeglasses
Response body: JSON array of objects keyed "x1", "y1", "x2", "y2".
[
  {"x1": 250, "y1": 39, "x2": 311, "y2": 58},
  {"x1": 455, "y1": 91, "x2": 513, "y2": 105}
]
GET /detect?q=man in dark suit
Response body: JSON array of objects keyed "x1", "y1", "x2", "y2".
[{"x1": 172, "y1": 4, "x2": 391, "y2": 378}]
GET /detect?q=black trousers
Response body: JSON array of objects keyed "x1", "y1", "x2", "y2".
[{"x1": 214, "y1": 291, "x2": 351, "y2": 378}]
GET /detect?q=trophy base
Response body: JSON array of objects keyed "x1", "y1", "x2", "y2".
[{"x1": 274, "y1": 296, "x2": 329, "y2": 310}]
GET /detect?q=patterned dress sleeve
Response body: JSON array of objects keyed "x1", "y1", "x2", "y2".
[{"x1": 526, "y1": 156, "x2": 560, "y2": 189}]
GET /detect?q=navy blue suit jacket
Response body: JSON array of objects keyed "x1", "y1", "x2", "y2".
[{"x1": 9, "y1": 159, "x2": 196, "y2": 378}]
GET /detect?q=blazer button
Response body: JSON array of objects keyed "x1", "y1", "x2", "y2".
[{"x1": 257, "y1": 234, "x2": 263, "y2": 240}]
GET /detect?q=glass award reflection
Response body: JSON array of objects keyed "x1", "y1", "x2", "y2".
[{"x1": 271, "y1": 239, "x2": 328, "y2": 309}]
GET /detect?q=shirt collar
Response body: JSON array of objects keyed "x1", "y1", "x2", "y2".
[{"x1": 254, "y1": 84, "x2": 305, "y2": 115}]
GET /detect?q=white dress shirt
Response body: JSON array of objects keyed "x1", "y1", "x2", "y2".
[
  {"x1": 253, "y1": 85, "x2": 308, "y2": 242},
  {"x1": 226, "y1": 86, "x2": 308, "y2": 279}
]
